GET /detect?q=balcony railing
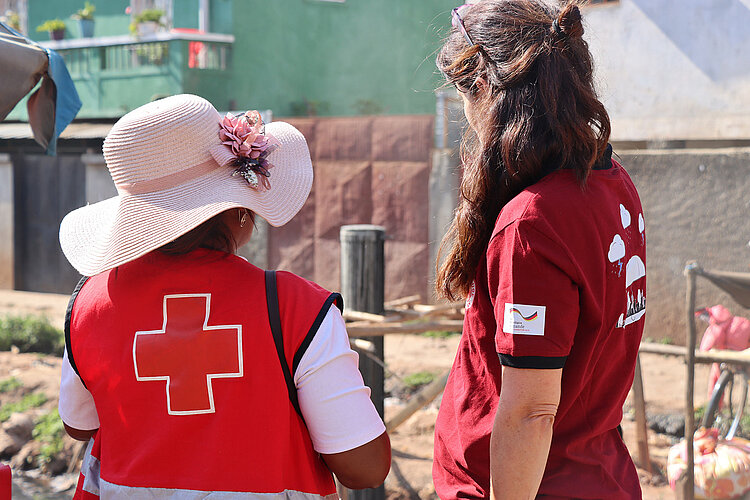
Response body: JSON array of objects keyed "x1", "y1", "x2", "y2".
[{"x1": 8, "y1": 31, "x2": 234, "y2": 120}]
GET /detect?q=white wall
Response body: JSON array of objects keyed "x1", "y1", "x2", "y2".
[{"x1": 584, "y1": 0, "x2": 750, "y2": 141}]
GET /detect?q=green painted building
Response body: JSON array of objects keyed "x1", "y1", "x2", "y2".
[{"x1": 10, "y1": 0, "x2": 456, "y2": 119}]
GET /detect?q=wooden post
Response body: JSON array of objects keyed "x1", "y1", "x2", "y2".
[
  {"x1": 683, "y1": 262, "x2": 698, "y2": 500},
  {"x1": 631, "y1": 354, "x2": 651, "y2": 473},
  {"x1": 340, "y1": 225, "x2": 386, "y2": 500}
]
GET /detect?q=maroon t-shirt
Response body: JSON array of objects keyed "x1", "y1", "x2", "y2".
[{"x1": 433, "y1": 153, "x2": 645, "y2": 499}]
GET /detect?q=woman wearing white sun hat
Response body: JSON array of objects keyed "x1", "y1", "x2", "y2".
[{"x1": 57, "y1": 94, "x2": 390, "y2": 499}]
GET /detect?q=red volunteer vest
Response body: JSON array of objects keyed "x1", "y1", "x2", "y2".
[{"x1": 66, "y1": 249, "x2": 339, "y2": 496}]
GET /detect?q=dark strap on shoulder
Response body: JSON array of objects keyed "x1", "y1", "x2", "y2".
[
  {"x1": 264, "y1": 270, "x2": 304, "y2": 419},
  {"x1": 292, "y1": 293, "x2": 343, "y2": 374},
  {"x1": 64, "y1": 276, "x2": 90, "y2": 389}
]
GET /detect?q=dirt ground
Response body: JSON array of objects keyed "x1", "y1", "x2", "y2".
[{"x1": 0, "y1": 290, "x2": 716, "y2": 499}]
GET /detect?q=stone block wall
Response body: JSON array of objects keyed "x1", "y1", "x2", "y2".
[
  {"x1": 270, "y1": 115, "x2": 435, "y2": 301},
  {"x1": 620, "y1": 148, "x2": 750, "y2": 344}
]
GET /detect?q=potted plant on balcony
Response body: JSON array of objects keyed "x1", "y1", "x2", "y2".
[
  {"x1": 72, "y1": 2, "x2": 95, "y2": 38},
  {"x1": 130, "y1": 8, "x2": 165, "y2": 37},
  {"x1": 36, "y1": 19, "x2": 67, "y2": 41},
  {"x1": 135, "y1": 42, "x2": 169, "y2": 66},
  {"x1": 2, "y1": 10, "x2": 21, "y2": 32}
]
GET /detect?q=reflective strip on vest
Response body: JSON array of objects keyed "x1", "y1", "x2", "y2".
[
  {"x1": 81, "y1": 438, "x2": 101, "y2": 496},
  {"x1": 98, "y1": 480, "x2": 340, "y2": 500}
]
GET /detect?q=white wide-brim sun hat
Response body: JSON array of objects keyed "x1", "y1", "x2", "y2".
[{"x1": 59, "y1": 94, "x2": 313, "y2": 277}]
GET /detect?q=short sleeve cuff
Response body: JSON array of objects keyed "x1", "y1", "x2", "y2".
[
  {"x1": 498, "y1": 353, "x2": 567, "y2": 369},
  {"x1": 59, "y1": 351, "x2": 100, "y2": 430}
]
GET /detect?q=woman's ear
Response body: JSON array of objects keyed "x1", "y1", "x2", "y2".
[{"x1": 474, "y1": 77, "x2": 488, "y2": 96}]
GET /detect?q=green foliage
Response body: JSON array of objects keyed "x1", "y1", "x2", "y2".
[
  {"x1": 135, "y1": 42, "x2": 169, "y2": 65},
  {"x1": 33, "y1": 409, "x2": 66, "y2": 465},
  {"x1": 740, "y1": 414, "x2": 750, "y2": 438},
  {"x1": 289, "y1": 98, "x2": 330, "y2": 117},
  {"x1": 0, "y1": 315, "x2": 64, "y2": 356},
  {"x1": 130, "y1": 9, "x2": 166, "y2": 35},
  {"x1": 353, "y1": 99, "x2": 385, "y2": 115},
  {"x1": 0, "y1": 392, "x2": 48, "y2": 422},
  {"x1": 403, "y1": 371, "x2": 435, "y2": 389},
  {"x1": 422, "y1": 330, "x2": 460, "y2": 339},
  {"x1": 36, "y1": 19, "x2": 66, "y2": 32},
  {"x1": 694, "y1": 404, "x2": 706, "y2": 423},
  {"x1": 135, "y1": 8, "x2": 165, "y2": 24},
  {"x1": 0, "y1": 376, "x2": 22, "y2": 393},
  {"x1": 696, "y1": 401, "x2": 750, "y2": 438},
  {"x1": 2, "y1": 10, "x2": 21, "y2": 30},
  {"x1": 643, "y1": 336, "x2": 674, "y2": 345},
  {"x1": 72, "y1": 2, "x2": 95, "y2": 21}
]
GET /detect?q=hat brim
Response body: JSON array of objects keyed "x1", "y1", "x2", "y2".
[{"x1": 60, "y1": 121, "x2": 312, "y2": 276}]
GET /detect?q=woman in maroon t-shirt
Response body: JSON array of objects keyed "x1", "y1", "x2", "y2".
[{"x1": 433, "y1": 2, "x2": 645, "y2": 499}]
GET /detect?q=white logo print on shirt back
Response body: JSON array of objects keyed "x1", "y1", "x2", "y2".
[
  {"x1": 465, "y1": 282, "x2": 476, "y2": 309},
  {"x1": 608, "y1": 204, "x2": 646, "y2": 328}
]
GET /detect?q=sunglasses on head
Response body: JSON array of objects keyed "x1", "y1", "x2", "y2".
[{"x1": 451, "y1": 4, "x2": 475, "y2": 47}]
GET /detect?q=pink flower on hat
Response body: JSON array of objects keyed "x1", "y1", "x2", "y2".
[{"x1": 219, "y1": 111, "x2": 280, "y2": 190}]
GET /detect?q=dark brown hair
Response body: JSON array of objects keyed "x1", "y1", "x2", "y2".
[
  {"x1": 159, "y1": 210, "x2": 247, "y2": 255},
  {"x1": 436, "y1": 0, "x2": 611, "y2": 300}
]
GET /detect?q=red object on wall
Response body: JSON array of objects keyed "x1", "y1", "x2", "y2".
[
  {"x1": 0, "y1": 463, "x2": 11, "y2": 500},
  {"x1": 171, "y1": 28, "x2": 204, "y2": 68}
]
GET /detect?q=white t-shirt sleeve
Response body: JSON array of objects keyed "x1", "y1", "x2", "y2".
[
  {"x1": 295, "y1": 305, "x2": 386, "y2": 455},
  {"x1": 58, "y1": 350, "x2": 100, "y2": 430}
]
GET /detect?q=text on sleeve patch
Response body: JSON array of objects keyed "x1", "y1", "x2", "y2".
[{"x1": 502, "y1": 303, "x2": 546, "y2": 336}]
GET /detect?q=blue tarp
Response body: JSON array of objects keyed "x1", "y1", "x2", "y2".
[
  {"x1": 0, "y1": 21, "x2": 81, "y2": 155},
  {"x1": 43, "y1": 48, "x2": 82, "y2": 155}
]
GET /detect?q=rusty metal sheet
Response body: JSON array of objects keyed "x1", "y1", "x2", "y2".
[
  {"x1": 371, "y1": 161, "x2": 430, "y2": 242},
  {"x1": 372, "y1": 115, "x2": 434, "y2": 162},
  {"x1": 384, "y1": 241, "x2": 430, "y2": 302},
  {"x1": 313, "y1": 160, "x2": 373, "y2": 240},
  {"x1": 314, "y1": 117, "x2": 373, "y2": 161}
]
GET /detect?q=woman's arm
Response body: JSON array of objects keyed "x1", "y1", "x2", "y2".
[
  {"x1": 63, "y1": 423, "x2": 97, "y2": 442},
  {"x1": 490, "y1": 365, "x2": 562, "y2": 500},
  {"x1": 59, "y1": 350, "x2": 100, "y2": 441},
  {"x1": 321, "y1": 432, "x2": 391, "y2": 489},
  {"x1": 296, "y1": 306, "x2": 391, "y2": 489}
]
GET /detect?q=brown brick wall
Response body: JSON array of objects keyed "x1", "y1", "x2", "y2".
[{"x1": 269, "y1": 115, "x2": 434, "y2": 301}]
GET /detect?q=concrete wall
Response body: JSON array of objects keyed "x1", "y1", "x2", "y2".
[
  {"x1": 584, "y1": 0, "x2": 750, "y2": 141},
  {"x1": 621, "y1": 148, "x2": 750, "y2": 343},
  {"x1": 82, "y1": 154, "x2": 117, "y2": 204}
]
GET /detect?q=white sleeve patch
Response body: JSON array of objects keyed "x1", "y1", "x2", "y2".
[{"x1": 502, "y1": 303, "x2": 546, "y2": 336}]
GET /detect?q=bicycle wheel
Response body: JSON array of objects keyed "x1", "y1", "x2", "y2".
[{"x1": 702, "y1": 368, "x2": 748, "y2": 440}]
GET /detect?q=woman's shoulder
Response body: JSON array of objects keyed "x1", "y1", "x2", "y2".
[
  {"x1": 492, "y1": 172, "x2": 572, "y2": 235},
  {"x1": 274, "y1": 271, "x2": 344, "y2": 320},
  {"x1": 275, "y1": 270, "x2": 337, "y2": 299}
]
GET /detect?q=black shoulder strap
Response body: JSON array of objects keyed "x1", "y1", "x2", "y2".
[
  {"x1": 264, "y1": 270, "x2": 303, "y2": 419},
  {"x1": 292, "y1": 292, "x2": 343, "y2": 374},
  {"x1": 64, "y1": 276, "x2": 90, "y2": 389}
]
